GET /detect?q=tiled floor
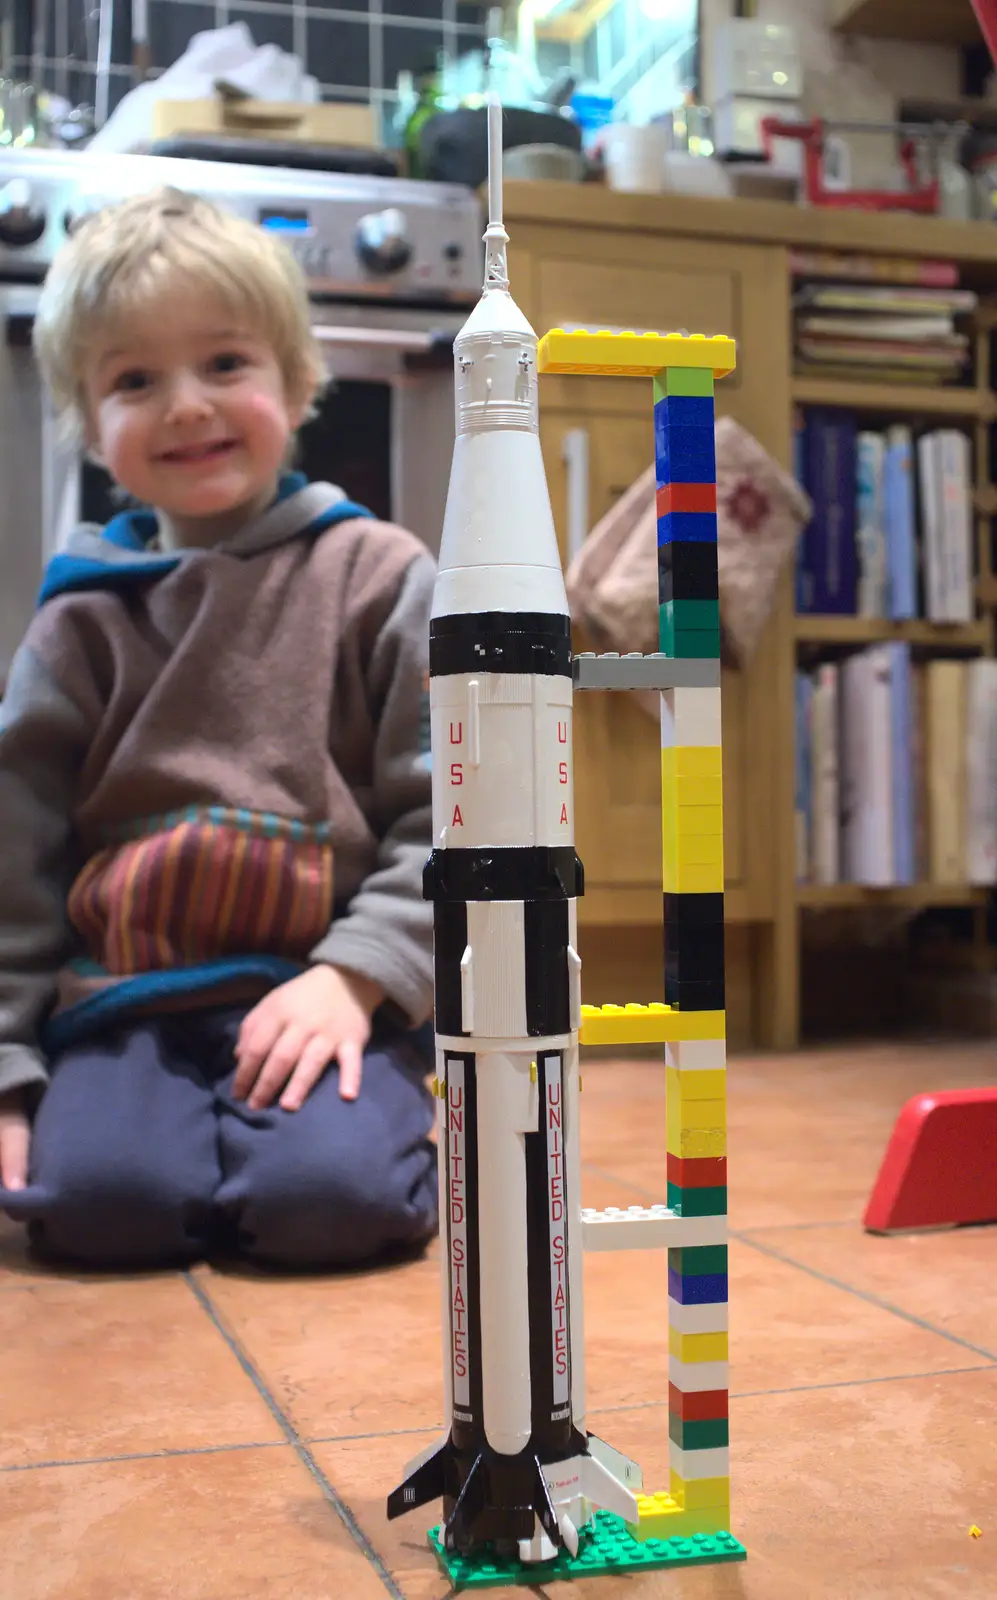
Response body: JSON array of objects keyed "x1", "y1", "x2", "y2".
[{"x1": 3, "y1": 1040, "x2": 997, "y2": 1599}]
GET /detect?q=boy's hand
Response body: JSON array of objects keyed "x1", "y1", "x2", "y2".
[
  {"x1": 0, "y1": 1091, "x2": 30, "y2": 1191},
  {"x1": 233, "y1": 965, "x2": 384, "y2": 1111}
]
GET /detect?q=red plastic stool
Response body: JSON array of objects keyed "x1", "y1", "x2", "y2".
[{"x1": 864, "y1": 1086, "x2": 997, "y2": 1233}]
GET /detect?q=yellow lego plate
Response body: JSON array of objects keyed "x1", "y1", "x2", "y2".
[{"x1": 537, "y1": 328, "x2": 736, "y2": 379}]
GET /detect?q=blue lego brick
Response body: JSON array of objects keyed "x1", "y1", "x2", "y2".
[
  {"x1": 428, "y1": 1513, "x2": 746, "y2": 1587},
  {"x1": 655, "y1": 423, "x2": 717, "y2": 485},
  {"x1": 655, "y1": 394, "x2": 715, "y2": 428},
  {"x1": 658, "y1": 511, "x2": 718, "y2": 545},
  {"x1": 668, "y1": 1266, "x2": 729, "y2": 1304}
]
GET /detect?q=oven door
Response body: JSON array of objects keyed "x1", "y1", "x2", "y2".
[
  {"x1": 0, "y1": 285, "x2": 80, "y2": 681},
  {"x1": 0, "y1": 291, "x2": 463, "y2": 678}
]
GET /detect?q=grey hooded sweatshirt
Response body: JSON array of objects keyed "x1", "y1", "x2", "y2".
[{"x1": 0, "y1": 475, "x2": 434, "y2": 1099}]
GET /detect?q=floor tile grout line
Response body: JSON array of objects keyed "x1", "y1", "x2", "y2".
[
  {"x1": 7, "y1": 1358, "x2": 995, "y2": 1479},
  {"x1": 732, "y1": 1232, "x2": 997, "y2": 1363},
  {"x1": 0, "y1": 1439, "x2": 290, "y2": 1474},
  {"x1": 581, "y1": 1159, "x2": 997, "y2": 1360},
  {"x1": 183, "y1": 1272, "x2": 406, "y2": 1600},
  {"x1": 295, "y1": 1361, "x2": 997, "y2": 1446}
]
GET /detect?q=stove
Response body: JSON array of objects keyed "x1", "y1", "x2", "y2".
[
  {"x1": 0, "y1": 145, "x2": 483, "y2": 303},
  {"x1": 0, "y1": 147, "x2": 485, "y2": 678}
]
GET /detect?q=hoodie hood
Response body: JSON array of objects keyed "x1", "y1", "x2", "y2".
[{"x1": 38, "y1": 473, "x2": 374, "y2": 605}]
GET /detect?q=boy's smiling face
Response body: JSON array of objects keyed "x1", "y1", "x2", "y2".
[{"x1": 84, "y1": 286, "x2": 307, "y2": 546}]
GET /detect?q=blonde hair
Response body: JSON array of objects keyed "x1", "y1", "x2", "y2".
[{"x1": 33, "y1": 185, "x2": 326, "y2": 440}]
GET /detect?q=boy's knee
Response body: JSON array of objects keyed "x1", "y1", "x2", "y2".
[
  {"x1": 236, "y1": 1137, "x2": 438, "y2": 1269},
  {"x1": 26, "y1": 1135, "x2": 216, "y2": 1268}
]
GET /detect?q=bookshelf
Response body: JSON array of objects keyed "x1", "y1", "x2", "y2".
[
  {"x1": 794, "y1": 617, "x2": 990, "y2": 647},
  {"x1": 793, "y1": 263, "x2": 997, "y2": 983},
  {"x1": 789, "y1": 377, "x2": 995, "y2": 421},
  {"x1": 797, "y1": 884, "x2": 988, "y2": 909}
]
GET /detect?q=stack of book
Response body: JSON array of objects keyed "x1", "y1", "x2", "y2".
[
  {"x1": 790, "y1": 251, "x2": 976, "y2": 386},
  {"x1": 795, "y1": 409, "x2": 975, "y2": 621},
  {"x1": 794, "y1": 651, "x2": 997, "y2": 888}
]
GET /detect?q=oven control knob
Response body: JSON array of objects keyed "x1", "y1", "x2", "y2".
[
  {"x1": 356, "y1": 208, "x2": 411, "y2": 274},
  {"x1": 0, "y1": 179, "x2": 46, "y2": 247}
]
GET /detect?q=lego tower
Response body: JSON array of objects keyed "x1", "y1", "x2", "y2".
[{"x1": 540, "y1": 325, "x2": 741, "y2": 1557}]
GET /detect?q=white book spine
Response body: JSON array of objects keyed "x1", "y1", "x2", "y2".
[
  {"x1": 864, "y1": 645, "x2": 894, "y2": 884},
  {"x1": 917, "y1": 432, "x2": 945, "y2": 621},
  {"x1": 811, "y1": 664, "x2": 840, "y2": 884},
  {"x1": 856, "y1": 432, "x2": 886, "y2": 617},
  {"x1": 965, "y1": 659, "x2": 997, "y2": 884},
  {"x1": 839, "y1": 655, "x2": 865, "y2": 882},
  {"x1": 937, "y1": 430, "x2": 974, "y2": 623}
]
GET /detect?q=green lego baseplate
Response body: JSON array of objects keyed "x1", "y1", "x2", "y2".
[{"x1": 427, "y1": 1512, "x2": 746, "y2": 1589}]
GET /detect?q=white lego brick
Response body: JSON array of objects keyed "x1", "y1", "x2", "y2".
[
  {"x1": 667, "y1": 1298, "x2": 729, "y2": 1335},
  {"x1": 430, "y1": 673, "x2": 574, "y2": 850},
  {"x1": 464, "y1": 901, "x2": 527, "y2": 1037},
  {"x1": 668, "y1": 1357, "x2": 729, "y2": 1393},
  {"x1": 580, "y1": 1205, "x2": 728, "y2": 1251},
  {"x1": 666, "y1": 1040, "x2": 727, "y2": 1071},
  {"x1": 573, "y1": 653, "x2": 721, "y2": 692},
  {"x1": 669, "y1": 1443, "x2": 731, "y2": 1479},
  {"x1": 660, "y1": 687, "x2": 722, "y2": 750}
]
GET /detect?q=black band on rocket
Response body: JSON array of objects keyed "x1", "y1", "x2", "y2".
[
  {"x1": 430, "y1": 612, "x2": 572, "y2": 677},
  {"x1": 424, "y1": 845, "x2": 584, "y2": 903}
]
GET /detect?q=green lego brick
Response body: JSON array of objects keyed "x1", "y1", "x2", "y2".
[
  {"x1": 654, "y1": 368, "x2": 715, "y2": 399},
  {"x1": 658, "y1": 605, "x2": 721, "y2": 658},
  {"x1": 668, "y1": 1181, "x2": 728, "y2": 1216},
  {"x1": 670, "y1": 1244, "x2": 729, "y2": 1275},
  {"x1": 428, "y1": 1513, "x2": 746, "y2": 1588},
  {"x1": 663, "y1": 598, "x2": 721, "y2": 630},
  {"x1": 669, "y1": 1414, "x2": 731, "y2": 1451}
]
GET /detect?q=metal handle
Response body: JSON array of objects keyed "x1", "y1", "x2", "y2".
[
  {"x1": 310, "y1": 325, "x2": 450, "y2": 353},
  {"x1": 562, "y1": 427, "x2": 589, "y2": 565}
]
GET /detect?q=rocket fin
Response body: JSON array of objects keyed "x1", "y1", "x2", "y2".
[
  {"x1": 386, "y1": 1438, "x2": 450, "y2": 1521},
  {"x1": 586, "y1": 1432, "x2": 644, "y2": 1493},
  {"x1": 399, "y1": 1430, "x2": 451, "y2": 1482},
  {"x1": 573, "y1": 1453, "x2": 640, "y2": 1524}
]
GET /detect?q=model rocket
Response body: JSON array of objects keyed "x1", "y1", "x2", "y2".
[{"x1": 387, "y1": 100, "x2": 641, "y2": 1564}]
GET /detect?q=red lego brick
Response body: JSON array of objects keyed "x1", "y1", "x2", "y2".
[
  {"x1": 864, "y1": 1086, "x2": 997, "y2": 1232},
  {"x1": 668, "y1": 1382, "x2": 729, "y2": 1422},
  {"x1": 656, "y1": 482, "x2": 718, "y2": 517},
  {"x1": 668, "y1": 1153, "x2": 728, "y2": 1189}
]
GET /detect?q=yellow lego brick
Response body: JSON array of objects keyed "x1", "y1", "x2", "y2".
[
  {"x1": 579, "y1": 1002, "x2": 726, "y2": 1045},
  {"x1": 663, "y1": 804, "x2": 724, "y2": 839},
  {"x1": 628, "y1": 1492, "x2": 730, "y2": 1543},
  {"x1": 672, "y1": 773, "x2": 724, "y2": 808},
  {"x1": 579, "y1": 1002, "x2": 672, "y2": 1046},
  {"x1": 663, "y1": 858, "x2": 725, "y2": 895},
  {"x1": 667, "y1": 1126, "x2": 727, "y2": 1159},
  {"x1": 666, "y1": 1065, "x2": 726, "y2": 1102},
  {"x1": 661, "y1": 745, "x2": 723, "y2": 784},
  {"x1": 667, "y1": 1095, "x2": 726, "y2": 1138},
  {"x1": 669, "y1": 1328, "x2": 729, "y2": 1364},
  {"x1": 537, "y1": 327, "x2": 736, "y2": 378},
  {"x1": 662, "y1": 832, "x2": 724, "y2": 877},
  {"x1": 670, "y1": 1473, "x2": 731, "y2": 1512}
]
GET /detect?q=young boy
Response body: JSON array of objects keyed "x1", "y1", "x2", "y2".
[{"x1": 0, "y1": 186, "x2": 439, "y2": 1270}]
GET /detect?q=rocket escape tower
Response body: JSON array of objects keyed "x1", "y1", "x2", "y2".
[{"x1": 388, "y1": 95, "x2": 745, "y2": 1587}]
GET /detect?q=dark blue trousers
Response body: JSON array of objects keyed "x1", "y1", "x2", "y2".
[{"x1": 1, "y1": 1007, "x2": 438, "y2": 1270}]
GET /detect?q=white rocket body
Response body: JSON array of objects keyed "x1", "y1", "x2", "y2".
[{"x1": 387, "y1": 105, "x2": 640, "y2": 1563}]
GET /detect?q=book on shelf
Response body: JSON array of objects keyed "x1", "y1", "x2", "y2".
[
  {"x1": 795, "y1": 650, "x2": 997, "y2": 889},
  {"x1": 795, "y1": 409, "x2": 975, "y2": 623},
  {"x1": 791, "y1": 281, "x2": 976, "y2": 387},
  {"x1": 797, "y1": 314, "x2": 962, "y2": 342},
  {"x1": 789, "y1": 251, "x2": 960, "y2": 288}
]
